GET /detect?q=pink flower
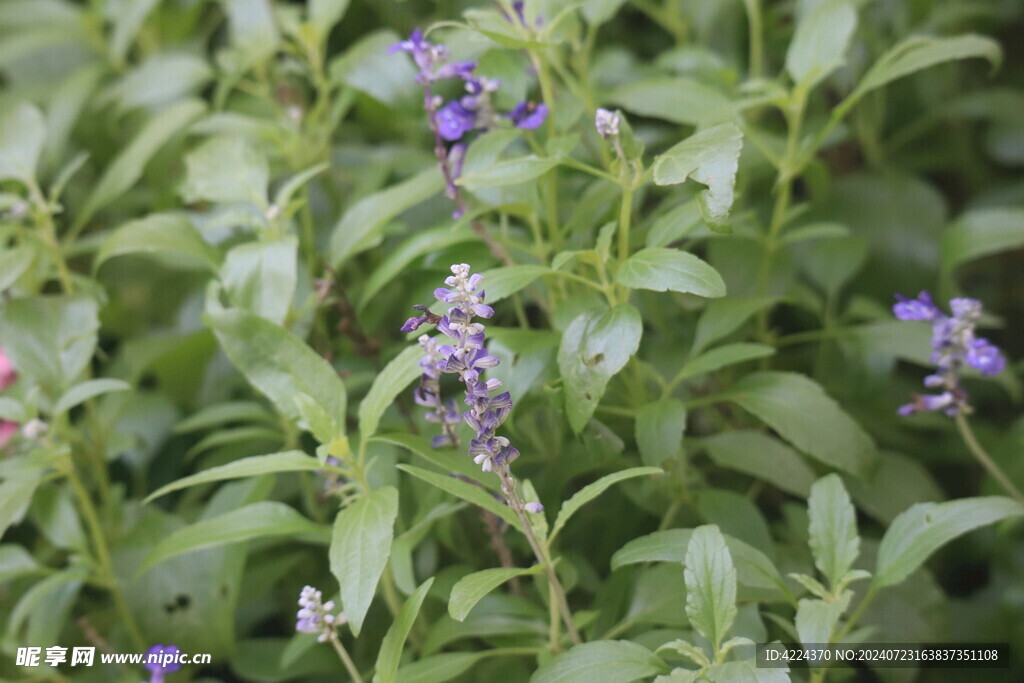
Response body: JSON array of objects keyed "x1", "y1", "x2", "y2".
[
  {"x1": 0, "y1": 348, "x2": 15, "y2": 391},
  {"x1": 0, "y1": 421, "x2": 17, "y2": 450}
]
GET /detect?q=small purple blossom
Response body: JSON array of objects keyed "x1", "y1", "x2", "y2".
[
  {"x1": 144, "y1": 644, "x2": 181, "y2": 683},
  {"x1": 508, "y1": 101, "x2": 548, "y2": 130},
  {"x1": 436, "y1": 101, "x2": 477, "y2": 141},
  {"x1": 296, "y1": 585, "x2": 347, "y2": 643},
  {"x1": 595, "y1": 108, "x2": 620, "y2": 138},
  {"x1": 524, "y1": 501, "x2": 544, "y2": 514},
  {"x1": 893, "y1": 291, "x2": 1006, "y2": 416}
]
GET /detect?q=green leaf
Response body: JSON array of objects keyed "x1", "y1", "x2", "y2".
[
  {"x1": 173, "y1": 400, "x2": 274, "y2": 433},
  {"x1": 53, "y1": 378, "x2": 130, "y2": 415},
  {"x1": 0, "y1": 102, "x2": 46, "y2": 183},
  {"x1": 75, "y1": 99, "x2": 205, "y2": 228},
  {"x1": 457, "y1": 155, "x2": 559, "y2": 189},
  {"x1": 941, "y1": 208, "x2": 1024, "y2": 272},
  {"x1": 375, "y1": 433, "x2": 491, "y2": 487},
  {"x1": 396, "y1": 653, "x2": 487, "y2": 683},
  {"x1": 646, "y1": 200, "x2": 704, "y2": 249},
  {"x1": 724, "y1": 371, "x2": 874, "y2": 475},
  {"x1": 0, "y1": 544, "x2": 41, "y2": 583},
  {"x1": 0, "y1": 295, "x2": 98, "y2": 399},
  {"x1": 703, "y1": 431, "x2": 816, "y2": 498},
  {"x1": 223, "y1": 0, "x2": 279, "y2": 69},
  {"x1": 807, "y1": 474, "x2": 859, "y2": 589},
  {"x1": 550, "y1": 467, "x2": 662, "y2": 542},
  {"x1": 691, "y1": 297, "x2": 776, "y2": 355},
  {"x1": 874, "y1": 497, "x2": 1024, "y2": 588},
  {"x1": 850, "y1": 35, "x2": 1001, "y2": 106},
  {"x1": 531, "y1": 641, "x2": 669, "y2": 683},
  {"x1": 785, "y1": 1, "x2": 857, "y2": 89},
  {"x1": 309, "y1": 0, "x2": 350, "y2": 38},
  {"x1": 358, "y1": 225, "x2": 476, "y2": 308},
  {"x1": 139, "y1": 502, "x2": 328, "y2": 573},
  {"x1": 221, "y1": 237, "x2": 298, "y2": 325},
  {"x1": 329, "y1": 486, "x2": 399, "y2": 636},
  {"x1": 635, "y1": 398, "x2": 686, "y2": 467},
  {"x1": 397, "y1": 464, "x2": 515, "y2": 526},
  {"x1": 795, "y1": 591, "x2": 852, "y2": 646},
  {"x1": 558, "y1": 304, "x2": 643, "y2": 433},
  {"x1": 703, "y1": 661, "x2": 790, "y2": 682},
  {"x1": 449, "y1": 566, "x2": 545, "y2": 621},
  {"x1": 95, "y1": 213, "x2": 222, "y2": 273},
  {"x1": 617, "y1": 248, "x2": 726, "y2": 298},
  {"x1": 330, "y1": 30, "x2": 417, "y2": 105},
  {"x1": 145, "y1": 451, "x2": 324, "y2": 503},
  {"x1": 612, "y1": 529, "x2": 785, "y2": 598},
  {"x1": 104, "y1": 53, "x2": 213, "y2": 113},
  {"x1": 478, "y1": 264, "x2": 549, "y2": 304},
  {"x1": 581, "y1": 0, "x2": 629, "y2": 24},
  {"x1": 684, "y1": 525, "x2": 737, "y2": 653},
  {"x1": 358, "y1": 344, "x2": 423, "y2": 442},
  {"x1": 676, "y1": 343, "x2": 774, "y2": 382},
  {"x1": 207, "y1": 308, "x2": 347, "y2": 439},
  {"x1": 607, "y1": 77, "x2": 734, "y2": 126},
  {"x1": 0, "y1": 473, "x2": 43, "y2": 540},
  {"x1": 653, "y1": 123, "x2": 744, "y2": 222},
  {"x1": 374, "y1": 577, "x2": 434, "y2": 683},
  {"x1": 109, "y1": 0, "x2": 159, "y2": 62},
  {"x1": 181, "y1": 136, "x2": 269, "y2": 207},
  {"x1": 0, "y1": 244, "x2": 34, "y2": 293},
  {"x1": 329, "y1": 167, "x2": 443, "y2": 267}
]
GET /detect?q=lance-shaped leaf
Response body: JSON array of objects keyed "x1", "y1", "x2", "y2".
[
  {"x1": 0, "y1": 102, "x2": 46, "y2": 183},
  {"x1": 807, "y1": 474, "x2": 859, "y2": 589},
  {"x1": 206, "y1": 308, "x2": 346, "y2": 440},
  {"x1": 874, "y1": 496, "x2": 1024, "y2": 588},
  {"x1": 653, "y1": 123, "x2": 743, "y2": 223},
  {"x1": 375, "y1": 577, "x2": 434, "y2": 683},
  {"x1": 95, "y1": 213, "x2": 222, "y2": 273},
  {"x1": 785, "y1": 1, "x2": 857, "y2": 90},
  {"x1": 329, "y1": 486, "x2": 399, "y2": 636},
  {"x1": 449, "y1": 566, "x2": 546, "y2": 621},
  {"x1": 684, "y1": 525, "x2": 738, "y2": 654},
  {"x1": 358, "y1": 344, "x2": 423, "y2": 442},
  {"x1": 531, "y1": 641, "x2": 669, "y2": 683}
]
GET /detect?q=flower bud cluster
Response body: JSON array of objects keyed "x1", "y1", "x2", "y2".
[
  {"x1": 893, "y1": 291, "x2": 1006, "y2": 415},
  {"x1": 296, "y1": 585, "x2": 348, "y2": 643}
]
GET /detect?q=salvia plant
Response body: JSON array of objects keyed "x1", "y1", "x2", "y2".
[{"x1": 1, "y1": 0, "x2": 1023, "y2": 682}]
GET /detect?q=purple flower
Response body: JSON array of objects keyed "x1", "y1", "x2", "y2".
[
  {"x1": 595, "y1": 108, "x2": 620, "y2": 138},
  {"x1": 966, "y1": 338, "x2": 1005, "y2": 376},
  {"x1": 436, "y1": 101, "x2": 477, "y2": 141},
  {"x1": 893, "y1": 291, "x2": 1006, "y2": 416},
  {"x1": 296, "y1": 585, "x2": 347, "y2": 643},
  {"x1": 508, "y1": 101, "x2": 548, "y2": 130},
  {"x1": 893, "y1": 291, "x2": 941, "y2": 321},
  {"x1": 145, "y1": 644, "x2": 181, "y2": 683}
]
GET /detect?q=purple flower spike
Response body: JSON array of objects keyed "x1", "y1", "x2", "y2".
[
  {"x1": 893, "y1": 291, "x2": 1007, "y2": 416},
  {"x1": 404, "y1": 264, "x2": 523, "y2": 475},
  {"x1": 509, "y1": 101, "x2": 548, "y2": 130}
]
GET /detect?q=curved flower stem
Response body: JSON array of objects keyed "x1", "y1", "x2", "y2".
[
  {"x1": 327, "y1": 630, "x2": 364, "y2": 683},
  {"x1": 955, "y1": 413, "x2": 1024, "y2": 503},
  {"x1": 499, "y1": 470, "x2": 583, "y2": 647}
]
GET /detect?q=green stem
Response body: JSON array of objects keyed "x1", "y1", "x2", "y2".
[
  {"x1": 500, "y1": 471, "x2": 582, "y2": 647},
  {"x1": 955, "y1": 413, "x2": 1024, "y2": 503},
  {"x1": 742, "y1": 0, "x2": 764, "y2": 78},
  {"x1": 67, "y1": 462, "x2": 145, "y2": 651},
  {"x1": 756, "y1": 86, "x2": 808, "y2": 339},
  {"x1": 328, "y1": 630, "x2": 364, "y2": 683}
]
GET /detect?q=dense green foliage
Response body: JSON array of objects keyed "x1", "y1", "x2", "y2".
[{"x1": 2, "y1": 0, "x2": 1024, "y2": 681}]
